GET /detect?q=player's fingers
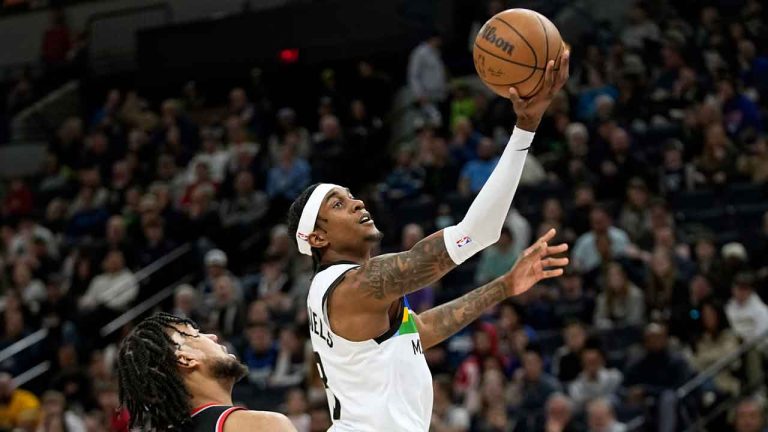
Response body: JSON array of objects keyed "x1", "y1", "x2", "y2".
[
  {"x1": 537, "y1": 228, "x2": 557, "y2": 244},
  {"x1": 542, "y1": 268, "x2": 565, "y2": 279},
  {"x1": 546, "y1": 243, "x2": 569, "y2": 256},
  {"x1": 543, "y1": 59, "x2": 555, "y2": 93},
  {"x1": 556, "y1": 50, "x2": 570, "y2": 87},
  {"x1": 542, "y1": 257, "x2": 569, "y2": 268},
  {"x1": 509, "y1": 87, "x2": 523, "y2": 105},
  {"x1": 524, "y1": 242, "x2": 542, "y2": 258}
]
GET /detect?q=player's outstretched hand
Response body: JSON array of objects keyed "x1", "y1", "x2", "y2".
[
  {"x1": 503, "y1": 228, "x2": 569, "y2": 297},
  {"x1": 509, "y1": 49, "x2": 570, "y2": 132}
]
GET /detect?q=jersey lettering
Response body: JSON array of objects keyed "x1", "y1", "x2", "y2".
[
  {"x1": 308, "y1": 307, "x2": 333, "y2": 348},
  {"x1": 412, "y1": 339, "x2": 423, "y2": 355}
]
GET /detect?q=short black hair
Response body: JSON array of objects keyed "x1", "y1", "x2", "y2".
[
  {"x1": 116, "y1": 313, "x2": 198, "y2": 431},
  {"x1": 287, "y1": 183, "x2": 322, "y2": 268}
]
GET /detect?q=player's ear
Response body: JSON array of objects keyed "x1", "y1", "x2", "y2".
[
  {"x1": 309, "y1": 231, "x2": 328, "y2": 249},
  {"x1": 175, "y1": 348, "x2": 201, "y2": 370}
]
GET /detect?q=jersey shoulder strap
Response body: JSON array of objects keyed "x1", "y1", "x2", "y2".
[
  {"x1": 187, "y1": 404, "x2": 245, "y2": 432},
  {"x1": 309, "y1": 262, "x2": 360, "y2": 320}
]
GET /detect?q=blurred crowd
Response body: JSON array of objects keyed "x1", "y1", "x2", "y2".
[{"x1": 1, "y1": 0, "x2": 768, "y2": 431}]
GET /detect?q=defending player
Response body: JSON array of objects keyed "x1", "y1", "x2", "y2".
[
  {"x1": 287, "y1": 51, "x2": 570, "y2": 431},
  {"x1": 116, "y1": 313, "x2": 296, "y2": 431}
]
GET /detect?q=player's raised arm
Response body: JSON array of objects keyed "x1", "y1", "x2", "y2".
[
  {"x1": 414, "y1": 228, "x2": 569, "y2": 349},
  {"x1": 341, "y1": 50, "x2": 571, "y2": 309}
]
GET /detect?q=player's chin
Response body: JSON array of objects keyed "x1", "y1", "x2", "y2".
[{"x1": 361, "y1": 223, "x2": 383, "y2": 242}]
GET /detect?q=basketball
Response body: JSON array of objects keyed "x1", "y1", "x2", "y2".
[{"x1": 473, "y1": 8, "x2": 564, "y2": 98}]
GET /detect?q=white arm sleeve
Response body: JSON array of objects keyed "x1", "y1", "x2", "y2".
[{"x1": 443, "y1": 127, "x2": 534, "y2": 264}]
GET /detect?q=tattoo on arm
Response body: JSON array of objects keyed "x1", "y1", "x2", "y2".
[
  {"x1": 417, "y1": 279, "x2": 509, "y2": 349},
  {"x1": 351, "y1": 231, "x2": 456, "y2": 303}
]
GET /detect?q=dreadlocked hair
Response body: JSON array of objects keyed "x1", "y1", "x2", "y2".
[
  {"x1": 287, "y1": 183, "x2": 323, "y2": 270},
  {"x1": 116, "y1": 312, "x2": 198, "y2": 431}
]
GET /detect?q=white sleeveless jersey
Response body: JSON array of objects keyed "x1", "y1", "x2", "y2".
[{"x1": 307, "y1": 263, "x2": 433, "y2": 432}]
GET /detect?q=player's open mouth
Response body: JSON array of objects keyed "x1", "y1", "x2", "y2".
[{"x1": 359, "y1": 214, "x2": 373, "y2": 224}]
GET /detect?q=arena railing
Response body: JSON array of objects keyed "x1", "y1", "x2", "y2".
[
  {"x1": 676, "y1": 328, "x2": 768, "y2": 431},
  {"x1": 0, "y1": 328, "x2": 48, "y2": 365},
  {"x1": 100, "y1": 272, "x2": 195, "y2": 338},
  {"x1": 0, "y1": 243, "x2": 193, "y2": 382}
]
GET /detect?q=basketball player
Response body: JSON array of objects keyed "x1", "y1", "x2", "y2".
[
  {"x1": 287, "y1": 51, "x2": 570, "y2": 431},
  {"x1": 116, "y1": 313, "x2": 296, "y2": 431}
]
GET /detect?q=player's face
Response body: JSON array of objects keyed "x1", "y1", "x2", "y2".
[
  {"x1": 314, "y1": 187, "x2": 382, "y2": 253},
  {"x1": 171, "y1": 324, "x2": 238, "y2": 367}
]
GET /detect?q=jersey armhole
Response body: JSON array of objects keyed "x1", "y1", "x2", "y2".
[{"x1": 321, "y1": 266, "x2": 360, "y2": 326}]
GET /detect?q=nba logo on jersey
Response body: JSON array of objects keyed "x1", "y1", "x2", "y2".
[{"x1": 456, "y1": 235, "x2": 472, "y2": 247}]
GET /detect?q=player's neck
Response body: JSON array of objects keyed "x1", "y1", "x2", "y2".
[
  {"x1": 322, "y1": 249, "x2": 370, "y2": 265},
  {"x1": 188, "y1": 379, "x2": 234, "y2": 408}
]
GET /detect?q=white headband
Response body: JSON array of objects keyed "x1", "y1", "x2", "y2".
[{"x1": 295, "y1": 183, "x2": 342, "y2": 256}]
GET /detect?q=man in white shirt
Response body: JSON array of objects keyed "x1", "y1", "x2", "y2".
[
  {"x1": 79, "y1": 249, "x2": 138, "y2": 314},
  {"x1": 568, "y1": 346, "x2": 623, "y2": 409},
  {"x1": 725, "y1": 272, "x2": 768, "y2": 342},
  {"x1": 572, "y1": 206, "x2": 631, "y2": 272}
]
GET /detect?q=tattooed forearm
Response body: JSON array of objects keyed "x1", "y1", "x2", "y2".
[
  {"x1": 417, "y1": 279, "x2": 509, "y2": 349},
  {"x1": 351, "y1": 231, "x2": 456, "y2": 302}
]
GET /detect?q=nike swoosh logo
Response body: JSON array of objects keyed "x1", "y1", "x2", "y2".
[{"x1": 516, "y1": 146, "x2": 531, "y2": 151}]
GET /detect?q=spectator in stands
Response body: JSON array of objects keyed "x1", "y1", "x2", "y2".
[
  {"x1": 475, "y1": 226, "x2": 518, "y2": 285},
  {"x1": 509, "y1": 345, "x2": 562, "y2": 426},
  {"x1": 407, "y1": 32, "x2": 447, "y2": 106},
  {"x1": 12, "y1": 261, "x2": 46, "y2": 309},
  {"x1": 284, "y1": 388, "x2": 310, "y2": 432},
  {"x1": 243, "y1": 322, "x2": 278, "y2": 388},
  {"x1": 185, "y1": 184, "x2": 222, "y2": 247},
  {"x1": 382, "y1": 147, "x2": 425, "y2": 201},
  {"x1": 624, "y1": 323, "x2": 690, "y2": 432},
  {"x1": 569, "y1": 345, "x2": 622, "y2": 410},
  {"x1": 198, "y1": 248, "x2": 242, "y2": 299},
  {"x1": 101, "y1": 215, "x2": 135, "y2": 265},
  {"x1": 78, "y1": 249, "x2": 138, "y2": 325},
  {"x1": 311, "y1": 114, "x2": 346, "y2": 183},
  {"x1": 430, "y1": 375, "x2": 470, "y2": 432},
  {"x1": 732, "y1": 398, "x2": 767, "y2": 432},
  {"x1": 586, "y1": 398, "x2": 626, "y2": 432},
  {"x1": 220, "y1": 170, "x2": 269, "y2": 237},
  {"x1": 552, "y1": 269, "x2": 595, "y2": 326},
  {"x1": 38, "y1": 390, "x2": 86, "y2": 432},
  {"x1": 646, "y1": 248, "x2": 688, "y2": 323},
  {"x1": 618, "y1": 178, "x2": 650, "y2": 242},
  {"x1": 421, "y1": 136, "x2": 461, "y2": 198},
  {"x1": 171, "y1": 283, "x2": 203, "y2": 323},
  {"x1": 207, "y1": 274, "x2": 245, "y2": 341},
  {"x1": 597, "y1": 127, "x2": 645, "y2": 201},
  {"x1": 573, "y1": 206, "x2": 631, "y2": 273},
  {"x1": 552, "y1": 322, "x2": 588, "y2": 384},
  {"x1": 658, "y1": 139, "x2": 695, "y2": 196},
  {"x1": 539, "y1": 198, "x2": 575, "y2": 245},
  {"x1": 725, "y1": 272, "x2": 768, "y2": 342},
  {"x1": 2, "y1": 179, "x2": 34, "y2": 218},
  {"x1": 136, "y1": 217, "x2": 176, "y2": 269},
  {"x1": 0, "y1": 372, "x2": 40, "y2": 430},
  {"x1": 270, "y1": 108, "x2": 311, "y2": 162},
  {"x1": 594, "y1": 263, "x2": 645, "y2": 328},
  {"x1": 271, "y1": 326, "x2": 307, "y2": 388},
  {"x1": 267, "y1": 140, "x2": 311, "y2": 202},
  {"x1": 41, "y1": 8, "x2": 71, "y2": 74},
  {"x1": 458, "y1": 138, "x2": 499, "y2": 196},
  {"x1": 537, "y1": 393, "x2": 582, "y2": 432},
  {"x1": 687, "y1": 301, "x2": 740, "y2": 395},
  {"x1": 717, "y1": 78, "x2": 763, "y2": 138},
  {"x1": 189, "y1": 127, "x2": 229, "y2": 184},
  {"x1": 739, "y1": 136, "x2": 768, "y2": 184},
  {"x1": 695, "y1": 124, "x2": 737, "y2": 186}
]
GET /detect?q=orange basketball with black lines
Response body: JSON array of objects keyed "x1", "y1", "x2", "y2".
[{"x1": 473, "y1": 8, "x2": 564, "y2": 98}]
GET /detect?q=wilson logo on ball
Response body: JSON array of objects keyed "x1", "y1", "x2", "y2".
[{"x1": 481, "y1": 26, "x2": 515, "y2": 56}]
